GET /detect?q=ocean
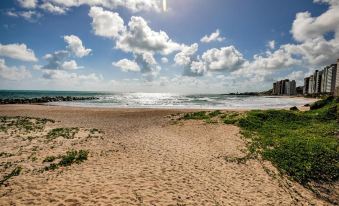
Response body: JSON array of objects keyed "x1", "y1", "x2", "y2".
[{"x1": 0, "y1": 90, "x2": 314, "y2": 109}]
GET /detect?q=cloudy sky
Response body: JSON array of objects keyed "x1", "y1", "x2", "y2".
[{"x1": 0, "y1": 0, "x2": 338, "y2": 93}]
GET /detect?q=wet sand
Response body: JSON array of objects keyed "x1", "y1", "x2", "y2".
[{"x1": 0, "y1": 104, "x2": 329, "y2": 205}]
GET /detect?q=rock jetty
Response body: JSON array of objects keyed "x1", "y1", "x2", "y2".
[{"x1": 0, "y1": 96, "x2": 99, "y2": 104}]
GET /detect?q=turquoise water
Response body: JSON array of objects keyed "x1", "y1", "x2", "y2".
[{"x1": 0, "y1": 90, "x2": 313, "y2": 109}]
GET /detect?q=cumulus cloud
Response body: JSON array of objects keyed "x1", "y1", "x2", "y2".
[
  {"x1": 201, "y1": 46, "x2": 246, "y2": 71},
  {"x1": 292, "y1": 0, "x2": 339, "y2": 42},
  {"x1": 267, "y1": 40, "x2": 275, "y2": 50},
  {"x1": 0, "y1": 59, "x2": 32, "y2": 81},
  {"x1": 17, "y1": 0, "x2": 37, "y2": 9},
  {"x1": 174, "y1": 43, "x2": 198, "y2": 66},
  {"x1": 0, "y1": 43, "x2": 38, "y2": 62},
  {"x1": 161, "y1": 57, "x2": 168, "y2": 64},
  {"x1": 42, "y1": 50, "x2": 69, "y2": 70},
  {"x1": 42, "y1": 50, "x2": 83, "y2": 70},
  {"x1": 135, "y1": 52, "x2": 160, "y2": 81},
  {"x1": 113, "y1": 59, "x2": 141, "y2": 72},
  {"x1": 200, "y1": 29, "x2": 225, "y2": 43},
  {"x1": 40, "y1": 2, "x2": 68, "y2": 14},
  {"x1": 6, "y1": 10, "x2": 42, "y2": 22},
  {"x1": 40, "y1": 0, "x2": 161, "y2": 15},
  {"x1": 89, "y1": 6, "x2": 125, "y2": 38},
  {"x1": 62, "y1": 60, "x2": 83, "y2": 70},
  {"x1": 116, "y1": 16, "x2": 183, "y2": 55},
  {"x1": 64, "y1": 35, "x2": 92, "y2": 58},
  {"x1": 42, "y1": 69, "x2": 102, "y2": 81}
]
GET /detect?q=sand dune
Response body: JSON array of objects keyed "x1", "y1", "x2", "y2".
[{"x1": 0, "y1": 105, "x2": 329, "y2": 205}]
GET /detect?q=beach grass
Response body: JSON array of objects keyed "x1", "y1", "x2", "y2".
[
  {"x1": 233, "y1": 97, "x2": 338, "y2": 184},
  {"x1": 0, "y1": 167, "x2": 22, "y2": 186},
  {"x1": 46, "y1": 127, "x2": 79, "y2": 140},
  {"x1": 0, "y1": 116, "x2": 54, "y2": 133},
  {"x1": 43, "y1": 150, "x2": 89, "y2": 171},
  {"x1": 181, "y1": 97, "x2": 339, "y2": 185}
]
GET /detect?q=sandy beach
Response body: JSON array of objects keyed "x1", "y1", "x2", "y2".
[{"x1": 0, "y1": 104, "x2": 330, "y2": 205}]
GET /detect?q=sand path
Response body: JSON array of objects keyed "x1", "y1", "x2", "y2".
[{"x1": 0, "y1": 105, "x2": 328, "y2": 205}]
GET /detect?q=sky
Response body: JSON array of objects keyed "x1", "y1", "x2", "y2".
[{"x1": 0, "y1": 0, "x2": 338, "y2": 93}]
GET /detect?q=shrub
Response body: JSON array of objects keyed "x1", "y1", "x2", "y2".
[
  {"x1": 44, "y1": 150, "x2": 89, "y2": 171},
  {"x1": 0, "y1": 167, "x2": 22, "y2": 186},
  {"x1": 43, "y1": 156, "x2": 57, "y2": 163},
  {"x1": 182, "y1": 111, "x2": 209, "y2": 120},
  {"x1": 46, "y1": 127, "x2": 79, "y2": 140}
]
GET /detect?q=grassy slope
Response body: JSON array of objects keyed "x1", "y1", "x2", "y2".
[
  {"x1": 233, "y1": 97, "x2": 339, "y2": 184},
  {"x1": 182, "y1": 97, "x2": 339, "y2": 185}
]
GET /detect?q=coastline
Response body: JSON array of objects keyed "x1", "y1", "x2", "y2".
[{"x1": 0, "y1": 103, "x2": 329, "y2": 205}]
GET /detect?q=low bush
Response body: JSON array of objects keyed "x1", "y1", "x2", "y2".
[{"x1": 44, "y1": 150, "x2": 89, "y2": 171}]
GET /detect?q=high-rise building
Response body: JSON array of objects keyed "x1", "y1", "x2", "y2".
[
  {"x1": 290, "y1": 80, "x2": 296, "y2": 96},
  {"x1": 303, "y1": 77, "x2": 310, "y2": 95},
  {"x1": 308, "y1": 75, "x2": 314, "y2": 94},
  {"x1": 315, "y1": 70, "x2": 322, "y2": 94},
  {"x1": 321, "y1": 64, "x2": 336, "y2": 93},
  {"x1": 303, "y1": 58, "x2": 339, "y2": 96},
  {"x1": 335, "y1": 59, "x2": 339, "y2": 96},
  {"x1": 272, "y1": 79, "x2": 296, "y2": 96}
]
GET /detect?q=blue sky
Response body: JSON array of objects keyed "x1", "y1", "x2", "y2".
[{"x1": 0, "y1": 0, "x2": 338, "y2": 93}]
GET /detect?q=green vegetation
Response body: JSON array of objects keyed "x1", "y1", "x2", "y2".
[
  {"x1": 0, "y1": 167, "x2": 22, "y2": 186},
  {"x1": 182, "y1": 111, "x2": 210, "y2": 120},
  {"x1": 0, "y1": 116, "x2": 54, "y2": 133},
  {"x1": 43, "y1": 150, "x2": 89, "y2": 171},
  {"x1": 180, "y1": 97, "x2": 339, "y2": 185},
  {"x1": 234, "y1": 97, "x2": 339, "y2": 184},
  {"x1": 89, "y1": 128, "x2": 102, "y2": 134},
  {"x1": 221, "y1": 112, "x2": 244, "y2": 124},
  {"x1": 181, "y1": 110, "x2": 224, "y2": 123},
  {"x1": 46, "y1": 127, "x2": 79, "y2": 140},
  {"x1": 43, "y1": 155, "x2": 57, "y2": 163},
  {"x1": 0, "y1": 152, "x2": 13, "y2": 158}
]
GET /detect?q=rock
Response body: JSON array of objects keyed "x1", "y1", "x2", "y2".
[
  {"x1": 290, "y1": 106, "x2": 299, "y2": 111},
  {"x1": 0, "y1": 96, "x2": 99, "y2": 105}
]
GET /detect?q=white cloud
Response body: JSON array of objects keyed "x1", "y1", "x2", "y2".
[
  {"x1": 89, "y1": 6, "x2": 125, "y2": 38},
  {"x1": 17, "y1": 0, "x2": 37, "y2": 9},
  {"x1": 267, "y1": 40, "x2": 275, "y2": 50},
  {"x1": 42, "y1": 50, "x2": 69, "y2": 70},
  {"x1": 285, "y1": 70, "x2": 305, "y2": 82},
  {"x1": 200, "y1": 29, "x2": 225, "y2": 43},
  {"x1": 116, "y1": 16, "x2": 183, "y2": 55},
  {"x1": 40, "y1": 0, "x2": 161, "y2": 14},
  {"x1": 113, "y1": 59, "x2": 141, "y2": 72},
  {"x1": 0, "y1": 59, "x2": 32, "y2": 81},
  {"x1": 40, "y1": 2, "x2": 68, "y2": 14},
  {"x1": 135, "y1": 52, "x2": 160, "y2": 81},
  {"x1": 0, "y1": 43, "x2": 38, "y2": 62},
  {"x1": 250, "y1": 47, "x2": 300, "y2": 71},
  {"x1": 201, "y1": 46, "x2": 246, "y2": 71},
  {"x1": 64, "y1": 35, "x2": 92, "y2": 58},
  {"x1": 174, "y1": 43, "x2": 198, "y2": 66},
  {"x1": 42, "y1": 69, "x2": 102, "y2": 81},
  {"x1": 161, "y1": 57, "x2": 168, "y2": 64},
  {"x1": 62, "y1": 60, "x2": 83, "y2": 70},
  {"x1": 6, "y1": 10, "x2": 42, "y2": 22},
  {"x1": 291, "y1": 1, "x2": 339, "y2": 42}
]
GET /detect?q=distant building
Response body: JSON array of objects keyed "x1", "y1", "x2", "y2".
[
  {"x1": 304, "y1": 77, "x2": 310, "y2": 94},
  {"x1": 335, "y1": 59, "x2": 339, "y2": 96},
  {"x1": 315, "y1": 70, "x2": 322, "y2": 94},
  {"x1": 303, "y1": 59, "x2": 339, "y2": 96},
  {"x1": 272, "y1": 79, "x2": 296, "y2": 96},
  {"x1": 308, "y1": 75, "x2": 315, "y2": 94}
]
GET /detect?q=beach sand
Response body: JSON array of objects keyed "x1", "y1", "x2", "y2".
[{"x1": 0, "y1": 104, "x2": 329, "y2": 205}]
